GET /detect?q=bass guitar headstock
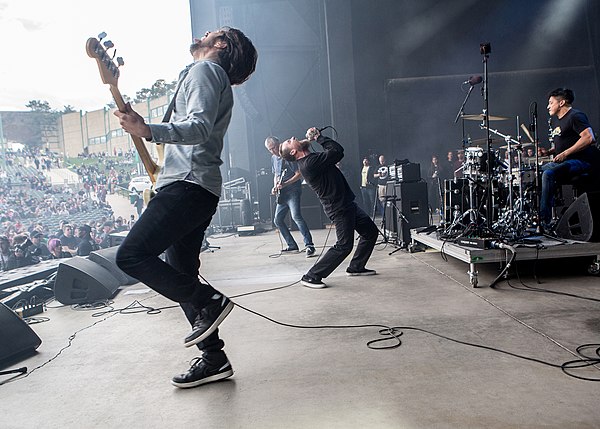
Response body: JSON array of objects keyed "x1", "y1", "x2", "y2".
[{"x1": 86, "y1": 32, "x2": 124, "y2": 88}]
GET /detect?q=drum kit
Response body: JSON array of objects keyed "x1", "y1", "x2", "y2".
[{"x1": 442, "y1": 113, "x2": 552, "y2": 239}]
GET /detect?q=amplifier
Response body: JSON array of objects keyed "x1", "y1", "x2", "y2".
[{"x1": 390, "y1": 163, "x2": 421, "y2": 183}]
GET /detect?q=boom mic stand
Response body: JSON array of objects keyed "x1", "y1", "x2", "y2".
[
  {"x1": 480, "y1": 42, "x2": 493, "y2": 230},
  {"x1": 531, "y1": 102, "x2": 542, "y2": 233}
]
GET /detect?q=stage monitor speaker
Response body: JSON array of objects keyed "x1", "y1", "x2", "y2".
[
  {"x1": 88, "y1": 247, "x2": 138, "y2": 286},
  {"x1": 54, "y1": 257, "x2": 121, "y2": 305},
  {"x1": 0, "y1": 302, "x2": 42, "y2": 367},
  {"x1": 555, "y1": 192, "x2": 600, "y2": 242}
]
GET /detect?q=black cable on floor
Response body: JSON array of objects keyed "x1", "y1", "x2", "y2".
[{"x1": 232, "y1": 301, "x2": 600, "y2": 381}]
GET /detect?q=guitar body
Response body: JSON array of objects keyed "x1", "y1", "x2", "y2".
[{"x1": 86, "y1": 35, "x2": 163, "y2": 189}]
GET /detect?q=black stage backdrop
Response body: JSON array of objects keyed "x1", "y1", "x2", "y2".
[{"x1": 190, "y1": 0, "x2": 600, "y2": 191}]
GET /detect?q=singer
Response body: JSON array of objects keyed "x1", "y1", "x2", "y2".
[
  {"x1": 539, "y1": 88, "x2": 600, "y2": 230},
  {"x1": 114, "y1": 28, "x2": 257, "y2": 389},
  {"x1": 280, "y1": 128, "x2": 378, "y2": 288}
]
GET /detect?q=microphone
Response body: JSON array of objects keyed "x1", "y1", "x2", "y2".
[{"x1": 463, "y1": 75, "x2": 483, "y2": 86}]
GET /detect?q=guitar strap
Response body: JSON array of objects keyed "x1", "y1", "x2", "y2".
[{"x1": 161, "y1": 63, "x2": 195, "y2": 123}]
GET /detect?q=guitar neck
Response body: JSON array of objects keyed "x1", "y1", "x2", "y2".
[{"x1": 109, "y1": 85, "x2": 159, "y2": 184}]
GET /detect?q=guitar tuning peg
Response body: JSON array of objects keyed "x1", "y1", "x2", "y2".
[
  {"x1": 103, "y1": 40, "x2": 114, "y2": 49},
  {"x1": 98, "y1": 32, "x2": 107, "y2": 41},
  {"x1": 116, "y1": 57, "x2": 125, "y2": 67}
]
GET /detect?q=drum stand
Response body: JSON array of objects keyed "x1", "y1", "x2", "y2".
[{"x1": 482, "y1": 124, "x2": 533, "y2": 237}]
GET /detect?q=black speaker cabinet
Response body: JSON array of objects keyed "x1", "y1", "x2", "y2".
[
  {"x1": 256, "y1": 172, "x2": 274, "y2": 222},
  {"x1": 213, "y1": 199, "x2": 252, "y2": 228},
  {"x1": 88, "y1": 247, "x2": 138, "y2": 286},
  {"x1": 289, "y1": 185, "x2": 327, "y2": 231},
  {"x1": 556, "y1": 192, "x2": 600, "y2": 242},
  {"x1": 393, "y1": 181, "x2": 429, "y2": 244},
  {"x1": 54, "y1": 257, "x2": 121, "y2": 305},
  {"x1": 0, "y1": 302, "x2": 42, "y2": 367}
]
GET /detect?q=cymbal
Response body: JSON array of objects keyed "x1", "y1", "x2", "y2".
[
  {"x1": 462, "y1": 114, "x2": 509, "y2": 121},
  {"x1": 499, "y1": 142, "x2": 534, "y2": 149}
]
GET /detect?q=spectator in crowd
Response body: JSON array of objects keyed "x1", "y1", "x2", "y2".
[
  {"x1": 28, "y1": 231, "x2": 51, "y2": 260},
  {"x1": 48, "y1": 239, "x2": 73, "y2": 259},
  {"x1": 7, "y1": 235, "x2": 38, "y2": 270},
  {"x1": 0, "y1": 235, "x2": 13, "y2": 271},
  {"x1": 360, "y1": 157, "x2": 377, "y2": 217},
  {"x1": 99, "y1": 221, "x2": 114, "y2": 248},
  {"x1": 76, "y1": 224, "x2": 98, "y2": 256},
  {"x1": 58, "y1": 224, "x2": 80, "y2": 255}
]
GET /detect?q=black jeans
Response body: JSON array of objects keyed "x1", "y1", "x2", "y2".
[
  {"x1": 116, "y1": 181, "x2": 225, "y2": 356},
  {"x1": 307, "y1": 202, "x2": 378, "y2": 280}
]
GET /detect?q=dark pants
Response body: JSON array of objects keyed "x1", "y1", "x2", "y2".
[
  {"x1": 360, "y1": 186, "x2": 376, "y2": 217},
  {"x1": 116, "y1": 181, "x2": 225, "y2": 357},
  {"x1": 307, "y1": 202, "x2": 378, "y2": 280},
  {"x1": 540, "y1": 159, "x2": 591, "y2": 224}
]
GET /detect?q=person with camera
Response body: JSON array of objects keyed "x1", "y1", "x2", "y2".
[{"x1": 7, "y1": 234, "x2": 39, "y2": 270}]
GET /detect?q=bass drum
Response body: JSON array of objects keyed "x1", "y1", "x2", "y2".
[{"x1": 443, "y1": 177, "x2": 505, "y2": 224}]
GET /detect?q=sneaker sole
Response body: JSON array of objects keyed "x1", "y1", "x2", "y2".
[
  {"x1": 171, "y1": 368, "x2": 234, "y2": 389},
  {"x1": 301, "y1": 280, "x2": 327, "y2": 289},
  {"x1": 346, "y1": 271, "x2": 377, "y2": 276},
  {"x1": 184, "y1": 301, "x2": 234, "y2": 348}
]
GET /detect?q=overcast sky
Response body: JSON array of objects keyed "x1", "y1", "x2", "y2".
[{"x1": 0, "y1": 0, "x2": 193, "y2": 112}]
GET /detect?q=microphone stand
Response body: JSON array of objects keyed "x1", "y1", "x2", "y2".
[
  {"x1": 531, "y1": 103, "x2": 542, "y2": 233},
  {"x1": 454, "y1": 84, "x2": 476, "y2": 152},
  {"x1": 480, "y1": 43, "x2": 492, "y2": 231}
]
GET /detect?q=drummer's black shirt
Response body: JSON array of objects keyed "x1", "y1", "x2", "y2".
[{"x1": 550, "y1": 108, "x2": 599, "y2": 164}]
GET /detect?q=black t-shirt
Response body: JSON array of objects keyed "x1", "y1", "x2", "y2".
[
  {"x1": 297, "y1": 136, "x2": 355, "y2": 218},
  {"x1": 550, "y1": 108, "x2": 599, "y2": 164}
]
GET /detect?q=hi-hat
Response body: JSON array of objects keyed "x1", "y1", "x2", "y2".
[
  {"x1": 499, "y1": 142, "x2": 534, "y2": 149},
  {"x1": 462, "y1": 114, "x2": 509, "y2": 121},
  {"x1": 469, "y1": 138, "x2": 503, "y2": 146}
]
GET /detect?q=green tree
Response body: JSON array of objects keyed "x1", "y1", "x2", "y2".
[{"x1": 26, "y1": 100, "x2": 52, "y2": 112}]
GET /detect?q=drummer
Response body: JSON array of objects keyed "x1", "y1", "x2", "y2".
[{"x1": 538, "y1": 88, "x2": 600, "y2": 230}]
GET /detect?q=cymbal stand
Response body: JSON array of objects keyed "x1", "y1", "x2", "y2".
[{"x1": 482, "y1": 124, "x2": 530, "y2": 237}]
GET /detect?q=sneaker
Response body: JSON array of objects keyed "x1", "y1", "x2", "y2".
[
  {"x1": 171, "y1": 357, "x2": 233, "y2": 388},
  {"x1": 346, "y1": 268, "x2": 377, "y2": 276},
  {"x1": 301, "y1": 274, "x2": 326, "y2": 289},
  {"x1": 305, "y1": 246, "x2": 316, "y2": 258},
  {"x1": 184, "y1": 294, "x2": 234, "y2": 348},
  {"x1": 281, "y1": 246, "x2": 300, "y2": 254}
]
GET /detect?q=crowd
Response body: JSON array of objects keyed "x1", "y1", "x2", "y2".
[{"x1": 0, "y1": 147, "x2": 135, "y2": 272}]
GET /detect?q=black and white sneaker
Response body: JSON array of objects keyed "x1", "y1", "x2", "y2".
[
  {"x1": 346, "y1": 268, "x2": 377, "y2": 276},
  {"x1": 301, "y1": 274, "x2": 326, "y2": 289},
  {"x1": 184, "y1": 294, "x2": 234, "y2": 348},
  {"x1": 305, "y1": 246, "x2": 316, "y2": 258},
  {"x1": 171, "y1": 357, "x2": 234, "y2": 388},
  {"x1": 281, "y1": 246, "x2": 300, "y2": 254}
]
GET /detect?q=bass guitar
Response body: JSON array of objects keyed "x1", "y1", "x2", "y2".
[{"x1": 86, "y1": 32, "x2": 163, "y2": 189}]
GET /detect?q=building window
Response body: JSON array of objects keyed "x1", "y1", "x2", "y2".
[
  {"x1": 88, "y1": 135, "x2": 107, "y2": 145},
  {"x1": 150, "y1": 104, "x2": 168, "y2": 119}
]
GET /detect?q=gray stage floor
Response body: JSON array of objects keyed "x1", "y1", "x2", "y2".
[{"x1": 2, "y1": 227, "x2": 600, "y2": 429}]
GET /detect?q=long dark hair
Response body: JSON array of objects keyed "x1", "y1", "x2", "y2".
[{"x1": 217, "y1": 27, "x2": 258, "y2": 86}]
